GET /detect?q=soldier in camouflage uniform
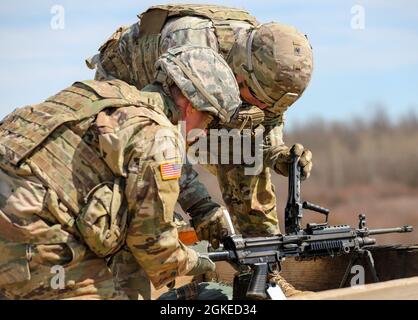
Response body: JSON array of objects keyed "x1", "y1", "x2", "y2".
[
  {"x1": 87, "y1": 4, "x2": 314, "y2": 296},
  {"x1": 0, "y1": 46, "x2": 241, "y2": 300}
]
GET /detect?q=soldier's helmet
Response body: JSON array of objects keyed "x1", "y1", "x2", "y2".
[
  {"x1": 229, "y1": 22, "x2": 314, "y2": 116},
  {"x1": 154, "y1": 46, "x2": 241, "y2": 124}
]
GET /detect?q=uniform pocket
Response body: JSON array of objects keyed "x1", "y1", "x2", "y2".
[
  {"x1": 76, "y1": 182, "x2": 127, "y2": 258},
  {"x1": 0, "y1": 240, "x2": 30, "y2": 287}
]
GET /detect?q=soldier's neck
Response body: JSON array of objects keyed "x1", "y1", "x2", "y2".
[{"x1": 141, "y1": 83, "x2": 180, "y2": 124}]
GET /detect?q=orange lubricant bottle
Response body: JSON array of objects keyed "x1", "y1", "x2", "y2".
[{"x1": 178, "y1": 227, "x2": 199, "y2": 245}]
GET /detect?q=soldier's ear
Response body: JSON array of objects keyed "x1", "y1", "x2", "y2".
[{"x1": 185, "y1": 101, "x2": 196, "y2": 117}]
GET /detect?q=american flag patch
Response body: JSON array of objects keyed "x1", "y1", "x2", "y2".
[{"x1": 160, "y1": 162, "x2": 181, "y2": 180}]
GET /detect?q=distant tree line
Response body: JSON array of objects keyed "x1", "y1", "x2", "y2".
[{"x1": 285, "y1": 108, "x2": 418, "y2": 188}]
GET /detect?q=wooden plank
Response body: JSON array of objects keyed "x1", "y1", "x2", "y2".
[{"x1": 291, "y1": 276, "x2": 418, "y2": 300}]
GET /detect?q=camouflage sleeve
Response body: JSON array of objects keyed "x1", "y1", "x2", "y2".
[
  {"x1": 177, "y1": 162, "x2": 220, "y2": 216},
  {"x1": 263, "y1": 119, "x2": 289, "y2": 171},
  {"x1": 124, "y1": 125, "x2": 198, "y2": 290}
]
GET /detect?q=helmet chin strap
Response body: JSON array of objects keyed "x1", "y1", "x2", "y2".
[
  {"x1": 154, "y1": 68, "x2": 173, "y2": 96},
  {"x1": 245, "y1": 26, "x2": 299, "y2": 110}
]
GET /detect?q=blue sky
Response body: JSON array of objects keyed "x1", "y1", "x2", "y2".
[{"x1": 0, "y1": 0, "x2": 417, "y2": 128}]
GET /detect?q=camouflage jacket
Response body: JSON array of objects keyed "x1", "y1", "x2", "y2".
[{"x1": 0, "y1": 80, "x2": 197, "y2": 290}]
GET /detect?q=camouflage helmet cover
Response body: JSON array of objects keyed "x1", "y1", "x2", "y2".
[
  {"x1": 229, "y1": 22, "x2": 314, "y2": 115},
  {"x1": 155, "y1": 46, "x2": 241, "y2": 123}
]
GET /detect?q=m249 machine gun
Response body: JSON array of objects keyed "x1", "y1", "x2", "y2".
[{"x1": 208, "y1": 154, "x2": 413, "y2": 300}]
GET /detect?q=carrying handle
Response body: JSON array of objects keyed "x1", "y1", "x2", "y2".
[{"x1": 303, "y1": 201, "x2": 330, "y2": 222}]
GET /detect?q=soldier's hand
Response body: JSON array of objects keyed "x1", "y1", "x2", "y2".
[
  {"x1": 186, "y1": 254, "x2": 216, "y2": 276},
  {"x1": 30, "y1": 244, "x2": 72, "y2": 266},
  {"x1": 274, "y1": 143, "x2": 313, "y2": 180},
  {"x1": 191, "y1": 207, "x2": 229, "y2": 249}
]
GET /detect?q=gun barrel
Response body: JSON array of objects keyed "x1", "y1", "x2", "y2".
[
  {"x1": 207, "y1": 251, "x2": 230, "y2": 262},
  {"x1": 368, "y1": 225, "x2": 413, "y2": 235}
]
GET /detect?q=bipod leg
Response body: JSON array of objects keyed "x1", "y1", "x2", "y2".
[
  {"x1": 339, "y1": 252, "x2": 358, "y2": 288},
  {"x1": 363, "y1": 249, "x2": 379, "y2": 283}
]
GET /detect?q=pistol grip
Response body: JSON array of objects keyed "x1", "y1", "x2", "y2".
[{"x1": 246, "y1": 263, "x2": 269, "y2": 300}]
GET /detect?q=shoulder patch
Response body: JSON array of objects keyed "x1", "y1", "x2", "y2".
[{"x1": 160, "y1": 161, "x2": 182, "y2": 180}]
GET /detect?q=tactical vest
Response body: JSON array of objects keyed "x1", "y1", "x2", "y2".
[
  {"x1": 0, "y1": 79, "x2": 173, "y2": 215},
  {"x1": 135, "y1": 4, "x2": 259, "y2": 88}
]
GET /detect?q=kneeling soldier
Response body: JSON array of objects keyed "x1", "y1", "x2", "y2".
[{"x1": 0, "y1": 46, "x2": 240, "y2": 300}]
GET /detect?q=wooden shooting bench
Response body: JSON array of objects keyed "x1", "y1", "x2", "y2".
[
  {"x1": 281, "y1": 245, "x2": 418, "y2": 292},
  {"x1": 291, "y1": 277, "x2": 418, "y2": 300}
]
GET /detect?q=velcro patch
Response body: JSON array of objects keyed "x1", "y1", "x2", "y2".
[{"x1": 160, "y1": 162, "x2": 181, "y2": 180}]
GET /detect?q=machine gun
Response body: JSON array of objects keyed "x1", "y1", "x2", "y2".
[{"x1": 208, "y1": 154, "x2": 413, "y2": 300}]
